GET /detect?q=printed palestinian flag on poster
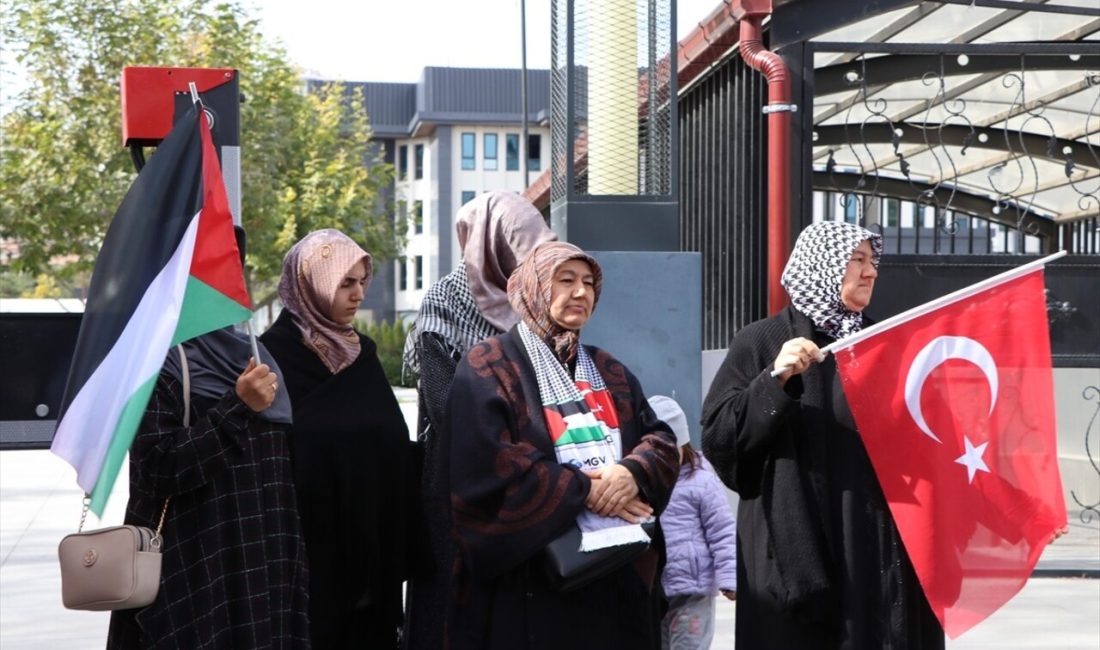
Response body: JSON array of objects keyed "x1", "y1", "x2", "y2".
[{"x1": 51, "y1": 104, "x2": 252, "y2": 516}]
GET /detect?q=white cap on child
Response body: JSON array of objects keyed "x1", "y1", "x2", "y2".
[{"x1": 647, "y1": 395, "x2": 691, "y2": 448}]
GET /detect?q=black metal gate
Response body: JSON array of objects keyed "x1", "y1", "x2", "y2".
[{"x1": 679, "y1": 56, "x2": 769, "y2": 350}]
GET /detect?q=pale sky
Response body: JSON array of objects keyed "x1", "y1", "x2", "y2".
[
  {"x1": 0, "y1": 0, "x2": 722, "y2": 111},
  {"x1": 250, "y1": 0, "x2": 723, "y2": 83}
]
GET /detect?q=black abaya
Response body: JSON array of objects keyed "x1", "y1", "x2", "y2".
[
  {"x1": 262, "y1": 311, "x2": 419, "y2": 650},
  {"x1": 701, "y1": 307, "x2": 943, "y2": 650}
]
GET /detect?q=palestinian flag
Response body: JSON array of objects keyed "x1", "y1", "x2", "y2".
[{"x1": 51, "y1": 104, "x2": 252, "y2": 516}]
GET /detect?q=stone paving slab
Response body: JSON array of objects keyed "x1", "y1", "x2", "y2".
[{"x1": 3, "y1": 435, "x2": 1097, "y2": 649}]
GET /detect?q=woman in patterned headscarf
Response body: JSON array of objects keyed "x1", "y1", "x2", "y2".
[
  {"x1": 701, "y1": 221, "x2": 944, "y2": 650},
  {"x1": 261, "y1": 229, "x2": 418, "y2": 649},
  {"x1": 402, "y1": 192, "x2": 556, "y2": 649},
  {"x1": 439, "y1": 241, "x2": 679, "y2": 649}
]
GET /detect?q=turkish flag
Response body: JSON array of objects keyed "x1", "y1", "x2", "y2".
[{"x1": 834, "y1": 269, "x2": 1066, "y2": 639}]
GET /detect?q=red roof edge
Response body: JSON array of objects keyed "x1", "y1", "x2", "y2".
[
  {"x1": 677, "y1": 1, "x2": 742, "y2": 90},
  {"x1": 523, "y1": 167, "x2": 553, "y2": 208}
]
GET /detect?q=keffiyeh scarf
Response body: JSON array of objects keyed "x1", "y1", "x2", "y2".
[
  {"x1": 780, "y1": 220, "x2": 883, "y2": 340},
  {"x1": 517, "y1": 322, "x2": 652, "y2": 551},
  {"x1": 402, "y1": 264, "x2": 499, "y2": 374}
]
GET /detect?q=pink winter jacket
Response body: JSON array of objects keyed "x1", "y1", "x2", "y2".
[{"x1": 659, "y1": 456, "x2": 738, "y2": 597}]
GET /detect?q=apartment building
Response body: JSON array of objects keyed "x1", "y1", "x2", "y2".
[{"x1": 349, "y1": 67, "x2": 551, "y2": 322}]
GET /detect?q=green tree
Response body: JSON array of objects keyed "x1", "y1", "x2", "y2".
[
  {"x1": 357, "y1": 317, "x2": 417, "y2": 388},
  {"x1": 0, "y1": 0, "x2": 401, "y2": 303}
]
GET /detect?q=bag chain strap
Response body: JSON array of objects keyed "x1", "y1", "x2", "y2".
[
  {"x1": 76, "y1": 345, "x2": 191, "y2": 538},
  {"x1": 78, "y1": 495, "x2": 91, "y2": 533}
]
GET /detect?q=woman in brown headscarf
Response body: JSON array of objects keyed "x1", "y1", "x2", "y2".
[
  {"x1": 439, "y1": 241, "x2": 680, "y2": 649},
  {"x1": 403, "y1": 191, "x2": 555, "y2": 650},
  {"x1": 261, "y1": 229, "x2": 416, "y2": 649}
]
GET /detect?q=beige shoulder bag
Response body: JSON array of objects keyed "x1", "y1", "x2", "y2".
[{"x1": 57, "y1": 346, "x2": 189, "y2": 610}]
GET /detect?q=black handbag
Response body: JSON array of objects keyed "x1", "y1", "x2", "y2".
[{"x1": 542, "y1": 520, "x2": 656, "y2": 593}]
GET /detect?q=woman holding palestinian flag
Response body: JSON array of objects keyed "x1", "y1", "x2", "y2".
[
  {"x1": 107, "y1": 229, "x2": 310, "y2": 649},
  {"x1": 440, "y1": 241, "x2": 680, "y2": 649}
]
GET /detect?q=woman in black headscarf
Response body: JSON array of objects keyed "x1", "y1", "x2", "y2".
[
  {"x1": 261, "y1": 229, "x2": 416, "y2": 649},
  {"x1": 701, "y1": 220, "x2": 944, "y2": 650}
]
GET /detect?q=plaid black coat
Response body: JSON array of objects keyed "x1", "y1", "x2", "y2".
[{"x1": 106, "y1": 374, "x2": 310, "y2": 649}]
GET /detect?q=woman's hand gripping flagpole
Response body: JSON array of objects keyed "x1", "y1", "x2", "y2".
[
  {"x1": 769, "y1": 341, "x2": 836, "y2": 379},
  {"x1": 768, "y1": 250, "x2": 1068, "y2": 380}
]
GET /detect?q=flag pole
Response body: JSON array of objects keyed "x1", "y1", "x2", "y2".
[
  {"x1": 246, "y1": 318, "x2": 262, "y2": 364},
  {"x1": 769, "y1": 250, "x2": 1068, "y2": 377}
]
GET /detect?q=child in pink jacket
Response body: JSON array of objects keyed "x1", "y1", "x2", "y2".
[{"x1": 650, "y1": 395, "x2": 738, "y2": 650}]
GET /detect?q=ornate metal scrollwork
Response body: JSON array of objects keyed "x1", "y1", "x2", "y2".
[
  {"x1": 820, "y1": 49, "x2": 1100, "y2": 251},
  {"x1": 1071, "y1": 386, "x2": 1100, "y2": 525},
  {"x1": 1068, "y1": 74, "x2": 1100, "y2": 219},
  {"x1": 917, "y1": 58, "x2": 967, "y2": 236}
]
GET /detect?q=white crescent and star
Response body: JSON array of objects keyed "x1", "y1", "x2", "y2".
[
  {"x1": 903, "y1": 336, "x2": 996, "y2": 484},
  {"x1": 956, "y1": 436, "x2": 990, "y2": 483}
]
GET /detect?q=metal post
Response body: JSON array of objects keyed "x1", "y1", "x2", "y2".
[{"x1": 521, "y1": 0, "x2": 530, "y2": 188}]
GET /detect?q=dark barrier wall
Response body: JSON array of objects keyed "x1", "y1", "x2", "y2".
[
  {"x1": 868, "y1": 255, "x2": 1100, "y2": 368},
  {"x1": 0, "y1": 313, "x2": 82, "y2": 449}
]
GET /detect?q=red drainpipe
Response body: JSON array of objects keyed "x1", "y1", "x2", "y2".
[{"x1": 738, "y1": 6, "x2": 793, "y2": 314}]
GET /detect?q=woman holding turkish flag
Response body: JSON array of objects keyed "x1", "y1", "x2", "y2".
[{"x1": 701, "y1": 221, "x2": 944, "y2": 650}]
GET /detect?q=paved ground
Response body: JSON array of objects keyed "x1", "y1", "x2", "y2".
[
  {"x1": 711, "y1": 521, "x2": 1100, "y2": 649},
  {"x1": 2, "y1": 389, "x2": 1097, "y2": 648}
]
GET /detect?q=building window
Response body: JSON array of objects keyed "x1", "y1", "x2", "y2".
[
  {"x1": 461, "y1": 132, "x2": 476, "y2": 170},
  {"x1": 413, "y1": 200, "x2": 423, "y2": 234},
  {"x1": 527, "y1": 134, "x2": 541, "y2": 171},
  {"x1": 884, "y1": 198, "x2": 900, "y2": 228},
  {"x1": 484, "y1": 133, "x2": 498, "y2": 171},
  {"x1": 461, "y1": 190, "x2": 476, "y2": 206},
  {"x1": 922, "y1": 205, "x2": 936, "y2": 229},
  {"x1": 414, "y1": 144, "x2": 424, "y2": 180},
  {"x1": 506, "y1": 134, "x2": 519, "y2": 171},
  {"x1": 398, "y1": 145, "x2": 408, "y2": 179},
  {"x1": 415, "y1": 256, "x2": 424, "y2": 290},
  {"x1": 399, "y1": 259, "x2": 409, "y2": 291},
  {"x1": 842, "y1": 194, "x2": 859, "y2": 224}
]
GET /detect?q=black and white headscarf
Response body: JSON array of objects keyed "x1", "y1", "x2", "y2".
[
  {"x1": 780, "y1": 220, "x2": 883, "y2": 340},
  {"x1": 402, "y1": 264, "x2": 500, "y2": 374}
]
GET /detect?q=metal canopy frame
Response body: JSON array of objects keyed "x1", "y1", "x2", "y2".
[{"x1": 779, "y1": 0, "x2": 1100, "y2": 254}]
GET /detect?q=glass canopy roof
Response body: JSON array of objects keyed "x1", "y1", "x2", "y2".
[{"x1": 808, "y1": 0, "x2": 1099, "y2": 224}]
